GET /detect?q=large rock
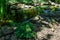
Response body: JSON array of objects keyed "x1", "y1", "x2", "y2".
[{"x1": 1, "y1": 26, "x2": 14, "y2": 35}]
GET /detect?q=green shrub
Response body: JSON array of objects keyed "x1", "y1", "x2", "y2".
[{"x1": 14, "y1": 22, "x2": 36, "y2": 39}]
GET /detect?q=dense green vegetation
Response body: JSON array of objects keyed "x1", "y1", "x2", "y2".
[
  {"x1": 14, "y1": 22, "x2": 36, "y2": 39},
  {"x1": 51, "y1": 0, "x2": 60, "y2": 4}
]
